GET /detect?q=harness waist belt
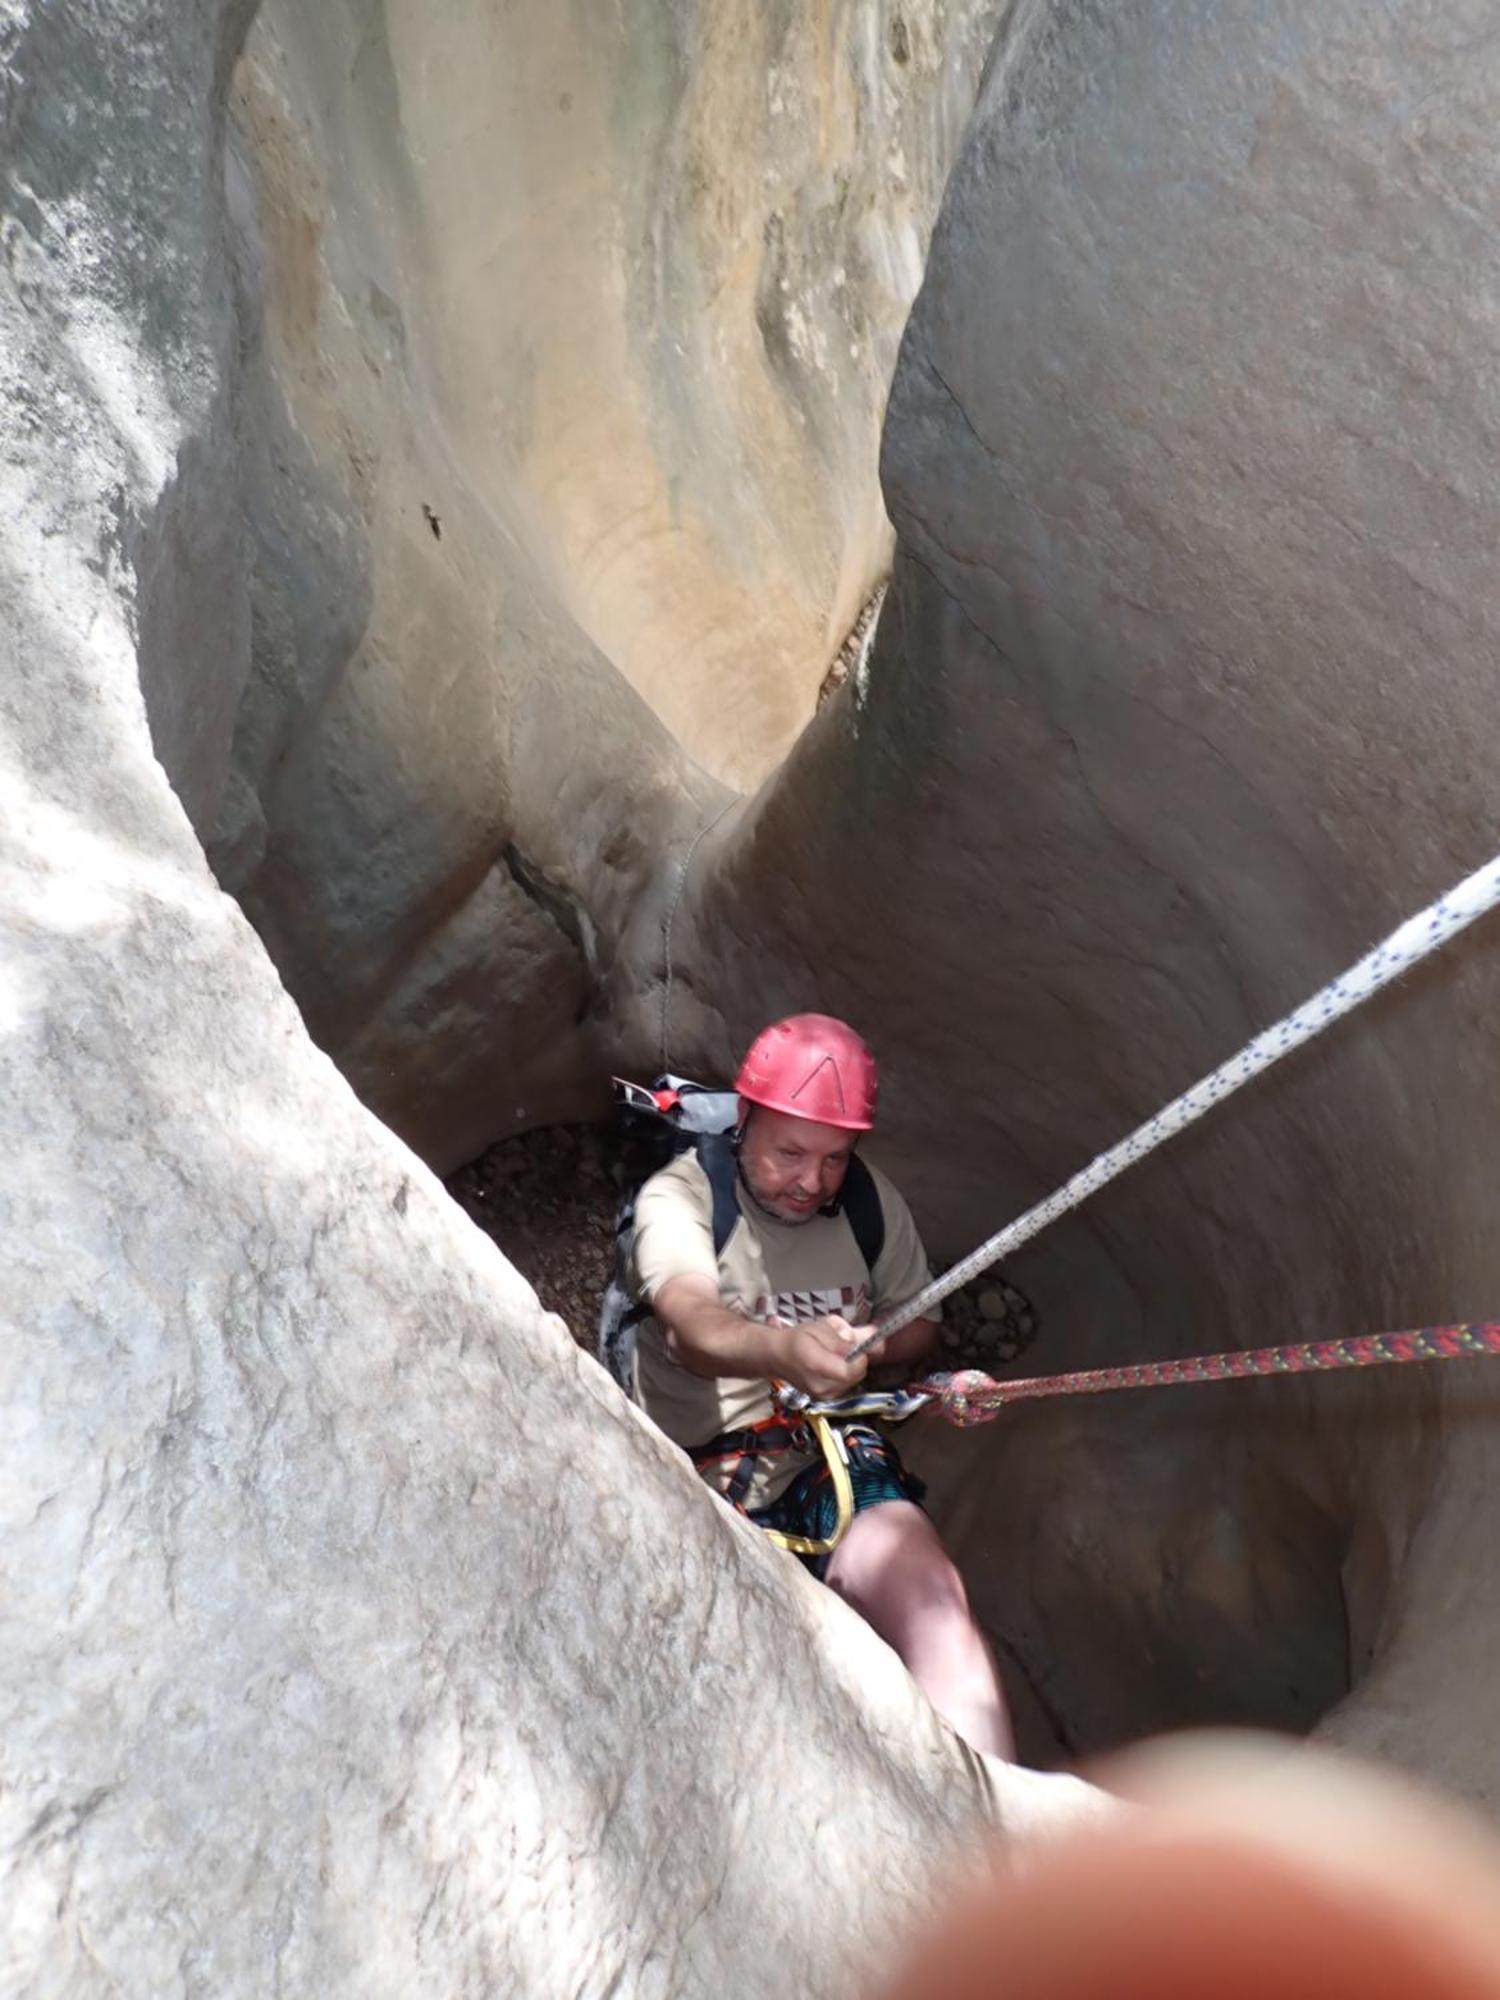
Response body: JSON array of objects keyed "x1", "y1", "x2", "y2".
[{"x1": 688, "y1": 1417, "x2": 809, "y2": 1468}]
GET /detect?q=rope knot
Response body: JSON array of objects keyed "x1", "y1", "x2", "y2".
[{"x1": 937, "y1": 1368, "x2": 1008, "y2": 1427}]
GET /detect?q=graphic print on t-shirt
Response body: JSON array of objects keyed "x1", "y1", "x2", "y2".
[{"x1": 752, "y1": 1283, "x2": 870, "y2": 1326}]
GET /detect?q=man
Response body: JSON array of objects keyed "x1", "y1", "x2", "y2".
[{"x1": 631, "y1": 1012, "x2": 1014, "y2": 1758}]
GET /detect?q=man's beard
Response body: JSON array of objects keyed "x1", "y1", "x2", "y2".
[{"x1": 737, "y1": 1160, "x2": 821, "y2": 1227}]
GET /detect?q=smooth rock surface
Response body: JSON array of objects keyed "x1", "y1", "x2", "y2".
[{"x1": 0, "y1": 5, "x2": 1095, "y2": 1993}]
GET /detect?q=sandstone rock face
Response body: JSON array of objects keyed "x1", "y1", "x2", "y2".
[
  {"x1": 0, "y1": 5, "x2": 1094, "y2": 1993},
  {"x1": 210, "y1": 0, "x2": 1001, "y2": 1167},
  {"x1": 666, "y1": 2, "x2": 1500, "y2": 1793}
]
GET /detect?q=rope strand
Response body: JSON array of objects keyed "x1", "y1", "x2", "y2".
[{"x1": 659, "y1": 798, "x2": 737, "y2": 1072}]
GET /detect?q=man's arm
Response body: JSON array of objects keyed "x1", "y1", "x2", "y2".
[{"x1": 653, "y1": 1274, "x2": 882, "y2": 1402}]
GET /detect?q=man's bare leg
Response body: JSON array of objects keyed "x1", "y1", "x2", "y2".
[{"x1": 825, "y1": 1501, "x2": 1015, "y2": 1759}]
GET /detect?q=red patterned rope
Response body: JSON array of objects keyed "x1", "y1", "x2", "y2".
[{"x1": 913, "y1": 1321, "x2": 1500, "y2": 1427}]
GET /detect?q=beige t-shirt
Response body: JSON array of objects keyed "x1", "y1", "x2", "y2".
[{"x1": 631, "y1": 1150, "x2": 937, "y2": 1506}]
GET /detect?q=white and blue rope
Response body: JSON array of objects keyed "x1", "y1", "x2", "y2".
[{"x1": 855, "y1": 853, "x2": 1500, "y2": 1352}]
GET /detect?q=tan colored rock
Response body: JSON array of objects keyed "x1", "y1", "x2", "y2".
[
  {"x1": 211, "y1": 0, "x2": 1001, "y2": 1165},
  {"x1": 301, "y1": 0, "x2": 999, "y2": 789}
]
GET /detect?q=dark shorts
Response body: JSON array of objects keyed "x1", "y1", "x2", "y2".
[{"x1": 748, "y1": 1425, "x2": 926, "y2": 1581}]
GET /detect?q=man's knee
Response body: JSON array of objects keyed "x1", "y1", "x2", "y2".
[{"x1": 828, "y1": 1501, "x2": 1014, "y2": 1758}]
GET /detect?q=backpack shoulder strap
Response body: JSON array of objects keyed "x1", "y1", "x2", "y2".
[
  {"x1": 839, "y1": 1155, "x2": 886, "y2": 1274},
  {"x1": 693, "y1": 1130, "x2": 742, "y2": 1259}
]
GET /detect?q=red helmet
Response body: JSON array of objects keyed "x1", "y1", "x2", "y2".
[{"x1": 735, "y1": 1014, "x2": 878, "y2": 1130}]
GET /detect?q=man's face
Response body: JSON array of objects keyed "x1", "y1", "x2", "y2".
[{"x1": 738, "y1": 1105, "x2": 855, "y2": 1225}]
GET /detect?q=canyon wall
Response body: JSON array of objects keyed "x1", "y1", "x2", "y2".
[
  {"x1": 0, "y1": 4, "x2": 1085, "y2": 1992},
  {"x1": 667, "y1": 1, "x2": 1500, "y2": 1792},
  {"x1": 10, "y1": 10, "x2": 1500, "y2": 1998}
]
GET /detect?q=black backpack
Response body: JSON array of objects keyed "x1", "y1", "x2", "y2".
[{"x1": 596, "y1": 1074, "x2": 886, "y2": 1395}]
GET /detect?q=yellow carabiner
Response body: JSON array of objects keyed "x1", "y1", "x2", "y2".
[{"x1": 762, "y1": 1413, "x2": 856, "y2": 1559}]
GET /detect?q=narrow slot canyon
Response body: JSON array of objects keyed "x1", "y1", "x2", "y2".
[{"x1": 7, "y1": 0, "x2": 1500, "y2": 1991}]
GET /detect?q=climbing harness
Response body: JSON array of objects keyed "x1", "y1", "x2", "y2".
[
  {"x1": 691, "y1": 1403, "x2": 855, "y2": 1556},
  {"x1": 851, "y1": 849, "x2": 1500, "y2": 1354},
  {"x1": 764, "y1": 1412, "x2": 855, "y2": 1558}
]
